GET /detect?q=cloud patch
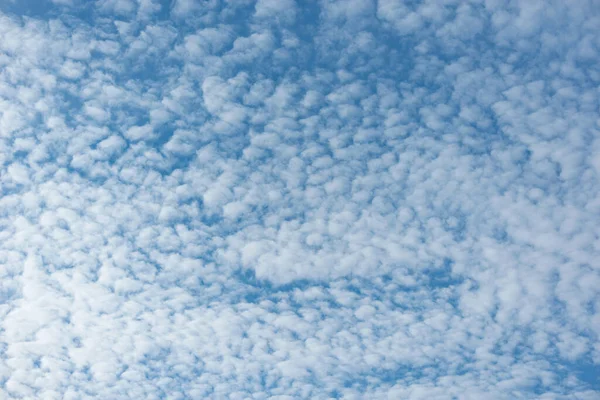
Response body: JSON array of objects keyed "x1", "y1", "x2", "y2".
[{"x1": 0, "y1": 0, "x2": 599, "y2": 399}]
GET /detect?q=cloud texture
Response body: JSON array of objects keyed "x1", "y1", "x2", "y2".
[{"x1": 0, "y1": 0, "x2": 599, "y2": 398}]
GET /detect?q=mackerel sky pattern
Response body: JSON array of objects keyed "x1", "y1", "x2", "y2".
[{"x1": 0, "y1": 0, "x2": 599, "y2": 399}]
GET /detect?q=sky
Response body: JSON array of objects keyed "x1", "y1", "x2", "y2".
[{"x1": 0, "y1": 0, "x2": 599, "y2": 399}]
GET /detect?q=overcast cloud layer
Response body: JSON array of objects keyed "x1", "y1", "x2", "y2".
[{"x1": 0, "y1": 0, "x2": 599, "y2": 399}]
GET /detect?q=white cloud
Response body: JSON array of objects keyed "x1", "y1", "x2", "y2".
[
  {"x1": 0, "y1": 1, "x2": 598, "y2": 398},
  {"x1": 254, "y1": 0, "x2": 297, "y2": 25}
]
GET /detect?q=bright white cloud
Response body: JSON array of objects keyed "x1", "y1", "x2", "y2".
[{"x1": 0, "y1": 0, "x2": 598, "y2": 398}]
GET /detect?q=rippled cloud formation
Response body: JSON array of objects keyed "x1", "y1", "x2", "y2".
[{"x1": 0, "y1": 0, "x2": 599, "y2": 398}]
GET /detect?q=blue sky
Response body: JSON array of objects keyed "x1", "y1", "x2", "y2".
[{"x1": 0, "y1": 0, "x2": 599, "y2": 398}]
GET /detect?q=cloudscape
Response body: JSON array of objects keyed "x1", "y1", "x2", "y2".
[{"x1": 0, "y1": 0, "x2": 599, "y2": 398}]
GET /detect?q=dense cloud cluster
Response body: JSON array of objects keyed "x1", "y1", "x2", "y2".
[{"x1": 0, "y1": 0, "x2": 599, "y2": 398}]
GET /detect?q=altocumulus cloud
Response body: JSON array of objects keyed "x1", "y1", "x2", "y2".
[{"x1": 0, "y1": 0, "x2": 599, "y2": 399}]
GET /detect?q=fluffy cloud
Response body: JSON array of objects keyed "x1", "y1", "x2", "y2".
[{"x1": 0, "y1": 0, "x2": 598, "y2": 398}]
